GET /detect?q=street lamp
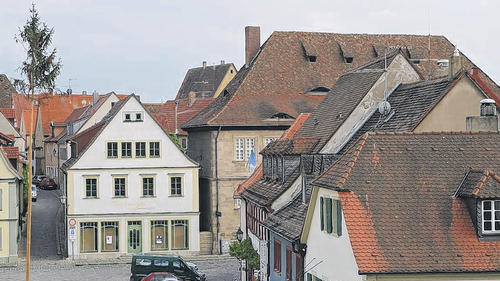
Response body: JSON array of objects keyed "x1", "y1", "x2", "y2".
[{"x1": 236, "y1": 227, "x2": 243, "y2": 242}]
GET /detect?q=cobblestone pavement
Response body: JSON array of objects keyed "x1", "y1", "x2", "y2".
[
  {"x1": 19, "y1": 188, "x2": 62, "y2": 260},
  {"x1": 0, "y1": 257, "x2": 240, "y2": 281}
]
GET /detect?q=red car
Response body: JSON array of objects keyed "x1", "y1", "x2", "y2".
[
  {"x1": 141, "y1": 272, "x2": 182, "y2": 281},
  {"x1": 40, "y1": 177, "x2": 57, "y2": 190}
]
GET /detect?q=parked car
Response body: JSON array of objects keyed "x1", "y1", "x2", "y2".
[
  {"x1": 40, "y1": 177, "x2": 57, "y2": 190},
  {"x1": 31, "y1": 184, "x2": 37, "y2": 202},
  {"x1": 32, "y1": 175, "x2": 46, "y2": 187},
  {"x1": 141, "y1": 272, "x2": 182, "y2": 281},
  {"x1": 130, "y1": 254, "x2": 205, "y2": 281}
]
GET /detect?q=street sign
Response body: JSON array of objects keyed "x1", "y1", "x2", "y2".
[
  {"x1": 69, "y1": 226, "x2": 76, "y2": 241},
  {"x1": 68, "y1": 218, "x2": 76, "y2": 227}
]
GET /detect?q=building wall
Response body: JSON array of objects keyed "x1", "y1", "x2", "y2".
[
  {"x1": 188, "y1": 128, "x2": 283, "y2": 253},
  {"x1": 67, "y1": 97, "x2": 200, "y2": 257},
  {"x1": 321, "y1": 54, "x2": 421, "y2": 154},
  {"x1": 45, "y1": 141, "x2": 58, "y2": 180},
  {"x1": 269, "y1": 232, "x2": 300, "y2": 281},
  {"x1": 213, "y1": 65, "x2": 238, "y2": 99},
  {"x1": 415, "y1": 76, "x2": 500, "y2": 132},
  {"x1": 78, "y1": 94, "x2": 120, "y2": 133},
  {"x1": 0, "y1": 177, "x2": 19, "y2": 263},
  {"x1": 303, "y1": 187, "x2": 362, "y2": 281}
]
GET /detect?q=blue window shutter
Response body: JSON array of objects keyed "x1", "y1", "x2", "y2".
[
  {"x1": 320, "y1": 197, "x2": 324, "y2": 231},
  {"x1": 326, "y1": 198, "x2": 332, "y2": 234},
  {"x1": 336, "y1": 199, "x2": 342, "y2": 236}
]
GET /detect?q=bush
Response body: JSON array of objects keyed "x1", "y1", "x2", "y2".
[{"x1": 229, "y1": 238, "x2": 260, "y2": 269}]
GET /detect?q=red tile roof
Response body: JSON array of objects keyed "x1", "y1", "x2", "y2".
[
  {"x1": 22, "y1": 109, "x2": 38, "y2": 135},
  {"x1": 0, "y1": 108, "x2": 15, "y2": 119},
  {"x1": 184, "y1": 32, "x2": 500, "y2": 129},
  {"x1": 314, "y1": 131, "x2": 500, "y2": 274},
  {"x1": 1, "y1": 146, "x2": 19, "y2": 159},
  {"x1": 148, "y1": 98, "x2": 214, "y2": 135},
  {"x1": 234, "y1": 113, "x2": 310, "y2": 197}
]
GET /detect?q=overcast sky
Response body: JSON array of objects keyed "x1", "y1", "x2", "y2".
[{"x1": 1, "y1": 0, "x2": 498, "y2": 102}]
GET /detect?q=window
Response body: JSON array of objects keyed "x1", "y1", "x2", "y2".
[
  {"x1": 124, "y1": 113, "x2": 131, "y2": 122},
  {"x1": 295, "y1": 254, "x2": 302, "y2": 281},
  {"x1": 143, "y1": 177, "x2": 154, "y2": 197},
  {"x1": 482, "y1": 200, "x2": 500, "y2": 234},
  {"x1": 101, "y1": 222, "x2": 119, "y2": 252},
  {"x1": 136, "y1": 113, "x2": 143, "y2": 121},
  {"x1": 286, "y1": 247, "x2": 292, "y2": 281},
  {"x1": 85, "y1": 178, "x2": 97, "y2": 198},
  {"x1": 135, "y1": 142, "x2": 146, "y2": 157},
  {"x1": 80, "y1": 222, "x2": 98, "y2": 252},
  {"x1": 150, "y1": 142, "x2": 160, "y2": 157},
  {"x1": 234, "y1": 198, "x2": 241, "y2": 209},
  {"x1": 235, "y1": 138, "x2": 244, "y2": 161},
  {"x1": 171, "y1": 220, "x2": 189, "y2": 249},
  {"x1": 265, "y1": 138, "x2": 276, "y2": 146},
  {"x1": 345, "y1": 57, "x2": 354, "y2": 63},
  {"x1": 121, "y1": 142, "x2": 132, "y2": 157},
  {"x1": 154, "y1": 259, "x2": 170, "y2": 267},
  {"x1": 111, "y1": 102, "x2": 115, "y2": 107},
  {"x1": 246, "y1": 138, "x2": 255, "y2": 160},
  {"x1": 136, "y1": 258, "x2": 152, "y2": 266},
  {"x1": 151, "y1": 220, "x2": 168, "y2": 250},
  {"x1": 181, "y1": 138, "x2": 187, "y2": 149},
  {"x1": 170, "y1": 176, "x2": 182, "y2": 196},
  {"x1": 107, "y1": 142, "x2": 118, "y2": 158},
  {"x1": 273, "y1": 239, "x2": 281, "y2": 274},
  {"x1": 320, "y1": 197, "x2": 342, "y2": 236},
  {"x1": 307, "y1": 55, "x2": 317, "y2": 62},
  {"x1": 114, "y1": 177, "x2": 126, "y2": 197}
]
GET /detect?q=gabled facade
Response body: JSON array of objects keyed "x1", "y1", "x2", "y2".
[
  {"x1": 304, "y1": 132, "x2": 500, "y2": 281},
  {"x1": 63, "y1": 95, "x2": 201, "y2": 258},
  {"x1": 0, "y1": 149, "x2": 22, "y2": 264}
]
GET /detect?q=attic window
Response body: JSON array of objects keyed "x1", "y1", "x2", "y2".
[
  {"x1": 338, "y1": 42, "x2": 354, "y2": 64},
  {"x1": 301, "y1": 41, "x2": 318, "y2": 63},
  {"x1": 124, "y1": 113, "x2": 131, "y2": 122},
  {"x1": 482, "y1": 200, "x2": 500, "y2": 234},
  {"x1": 412, "y1": 59, "x2": 420, "y2": 65},
  {"x1": 111, "y1": 102, "x2": 116, "y2": 107},
  {"x1": 306, "y1": 87, "x2": 330, "y2": 95},
  {"x1": 271, "y1": 112, "x2": 294, "y2": 119},
  {"x1": 123, "y1": 111, "x2": 144, "y2": 122},
  {"x1": 307, "y1": 55, "x2": 317, "y2": 63},
  {"x1": 344, "y1": 57, "x2": 353, "y2": 64},
  {"x1": 136, "y1": 113, "x2": 143, "y2": 121}
]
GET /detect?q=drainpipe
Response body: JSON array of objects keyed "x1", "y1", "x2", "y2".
[
  {"x1": 174, "y1": 100, "x2": 179, "y2": 135},
  {"x1": 215, "y1": 126, "x2": 222, "y2": 254}
]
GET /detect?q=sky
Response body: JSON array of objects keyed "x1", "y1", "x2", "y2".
[{"x1": 0, "y1": 0, "x2": 499, "y2": 102}]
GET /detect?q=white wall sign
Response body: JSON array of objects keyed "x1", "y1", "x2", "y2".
[
  {"x1": 69, "y1": 226, "x2": 76, "y2": 241},
  {"x1": 106, "y1": 235, "x2": 113, "y2": 245}
]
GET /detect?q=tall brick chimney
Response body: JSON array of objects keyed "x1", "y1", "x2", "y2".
[{"x1": 245, "y1": 26, "x2": 260, "y2": 67}]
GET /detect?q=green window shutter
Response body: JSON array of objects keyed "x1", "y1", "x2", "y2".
[
  {"x1": 336, "y1": 199, "x2": 342, "y2": 236},
  {"x1": 307, "y1": 273, "x2": 312, "y2": 281},
  {"x1": 320, "y1": 197, "x2": 324, "y2": 231},
  {"x1": 326, "y1": 198, "x2": 332, "y2": 233}
]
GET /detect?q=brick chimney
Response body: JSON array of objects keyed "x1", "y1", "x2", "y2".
[
  {"x1": 245, "y1": 26, "x2": 260, "y2": 67},
  {"x1": 448, "y1": 47, "x2": 463, "y2": 79},
  {"x1": 202, "y1": 61, "x2": 207, "y2": 69},
  {"x1": 466, "y1": 99, "x2": 498, "y2": 132}
]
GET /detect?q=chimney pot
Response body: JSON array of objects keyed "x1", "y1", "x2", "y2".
[
  {"x1": 448, "y1": 47, "x2": 463, "y2": 79},
  {"x1": 466, "y1": 99, "x2": 498, "y2": 132},
  {"x1": 221, "y1": 60, "x2": 225, "y2": 65},
  {"x1": 92, "y1": 90, "x2": 98, "y2": 105},
  {"x1": 202, "y1": 61, "x2": 207, "y2": 69},
  {"x1": 245, "y1": 26, "x2": 261, "y2": 67},
  {"x1": 470, "y1": 67, "x2": 479, "y2": 77}
]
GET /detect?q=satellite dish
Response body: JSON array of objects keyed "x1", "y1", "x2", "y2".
[{"x1": 378, "y1": 101, "x2": 391, "y2": 116}]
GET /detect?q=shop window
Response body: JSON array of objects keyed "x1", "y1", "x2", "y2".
[
  {"x1": 151, "y1": 220, "x2": 168, "y2": 250},
  {"x1": 171, "y1": 220, "x2": 189, "y2": 250},
  {"x1": 101, "y1": 221, "x2": 119, "y2": 252},
  {"x1": 80, "y1": 222, "x2": 98, "y2": 252}
]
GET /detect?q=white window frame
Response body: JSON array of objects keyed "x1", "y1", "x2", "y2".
[
  {"x1": 235, "y1": 138, "x2": 244, "y2": 161},
  {"x1": 482, "y1": 199, "x2": 500, "y2": 234},
  {"x1": 246, "y1": 138, "x2": 255, "y2": 160}
]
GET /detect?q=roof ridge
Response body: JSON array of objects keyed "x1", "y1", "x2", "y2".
[
  {"x1": 272, "y1": 31, "x2": 446, "y2": 38},
  {"x1": 368, "y1": 131, "x2": 500, "y2": 136}
]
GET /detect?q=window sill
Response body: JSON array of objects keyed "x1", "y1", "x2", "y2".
[
  {"x1": 171, "y1": 247, "x2": 189, "y2": 251},
  {"x1": 101, "y1": 250, "x2": 119, "y2": 252},
  {"x1": 107, "y1": 156, "x2": 118, "y2": 159},
  {"x1": 121, "y1": 156, "x2": 132, "y2": 159},
  {"x1": 83, "y1": 197, "x2": 99, "y2": 199},
  {"x1": 141, "y1": 195, "x2": 156, "y2": 198},
  {"x1": 81, "y1": 251, "x2": 98, "y2": 253},
  {"x1": 151, "y1": 248, "x2": 169, "y2": 251},
  {"x1": 169, "y1": 195, "x2": 184, "y2": 198},
  {"x1": 150, "y1": 156, "x2": 160, "y2": 158},
  {"x1": 136, "y1": 156, "x2": 146, "y2": 158},
  {"x1": 113, "y1": 196, "x2": 127, "y2": 199}
]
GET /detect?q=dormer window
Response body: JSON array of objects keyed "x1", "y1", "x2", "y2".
[
  {"x1": 307, "y1": 55, "x2": 317, "y2": 63},
  {"x1": 337, "y1": 42, "x2": 354, "y2": 64},
  {"x1": 301, "y1": 41, "x2": 318, "y2": 63},
  {"x1": 482, "y1": 200, "x2": 500, "y2": 234},
  {"x1": 344, "y1": 57, "x2": 353, "y2": 64}
]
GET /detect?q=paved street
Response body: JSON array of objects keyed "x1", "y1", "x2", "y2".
[
  {"x1": 19, "y1": 188, "x2": 62, "y2": 260},
  {"x1": 0, "y1": 257, "x2": 240, "y2": 281}
]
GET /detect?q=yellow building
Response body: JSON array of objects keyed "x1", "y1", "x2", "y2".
[{"x1": 0, "y1": 149, "x2": 22, "y2": 264}]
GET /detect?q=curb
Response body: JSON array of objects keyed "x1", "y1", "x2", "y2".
[{"x1": 73, "y1": 254, "x2": 235, "y2": 266}]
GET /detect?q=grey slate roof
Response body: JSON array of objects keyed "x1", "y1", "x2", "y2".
[
  {"x1": 456, "y1": 169, "x2": 500, "y2": 199},
  {"x1": 176, "y1": 63, "x2": 234, "y2": 100},
  {"x1": 241, "y1": 167, "x2": 301, "y2": 207},
  {"x1": 337, "y1": 76, "x2": 454, "y2": 154},
  {"x1": 261, "y1": 176, "x2": 314, "y2": 242}
]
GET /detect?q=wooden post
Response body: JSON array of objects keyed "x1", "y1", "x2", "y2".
[{"x1": 25, "y1": 102, "x2": 34, "y2": 281}]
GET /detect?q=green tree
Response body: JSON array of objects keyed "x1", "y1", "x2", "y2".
[
  {"x1": 169, "y1": 132, "x2": 186, "y2": 153},
  {"x1": 15, "y1": 3, "x2": 62, "y2": 94},
  {"x1": 229, "y1": 238, "x2": 260, "y2": 269}
]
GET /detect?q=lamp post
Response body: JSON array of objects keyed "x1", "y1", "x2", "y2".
[
  {"x1": 236, "y1": 227, "x2": 243, "y2": 242},
  {"x1": 236, "y1": 227, "x2": 245, "y2": 281}
]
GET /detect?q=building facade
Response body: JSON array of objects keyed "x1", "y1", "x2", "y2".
[{"x1": 63, "y1": 95, "x2": 200, "y2": 258}]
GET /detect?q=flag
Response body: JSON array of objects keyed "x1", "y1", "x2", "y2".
[{"x1": 248, "y1": 149, "x2": 256, "y2": 174}]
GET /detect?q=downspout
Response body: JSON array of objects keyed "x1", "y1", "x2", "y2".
[
  {"x1": 215, "y1": 126, "x2": 222, "y2": 254},
  {"x1": 174, "y1": 100, "x2": 179, "y2": 135}
]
